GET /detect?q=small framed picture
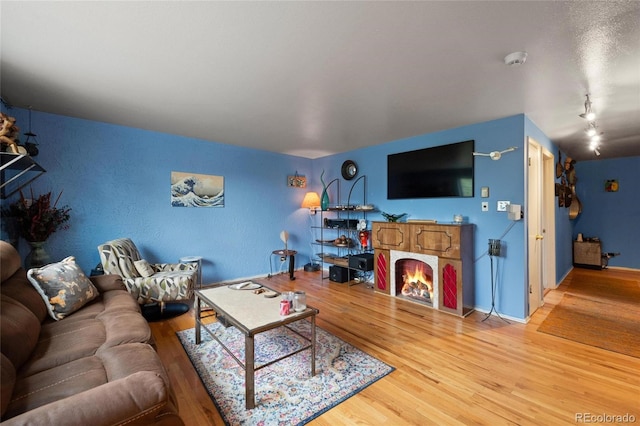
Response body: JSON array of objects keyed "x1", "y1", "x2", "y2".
[
  {"x1": 605, "y1": 179, "x2": 619, "y2": 192},
  {"x1": 287, "y1": 173, "x2": 306, "y2": 188}
]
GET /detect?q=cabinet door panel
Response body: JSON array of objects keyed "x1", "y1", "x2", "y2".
[
  {"x1": 412, "y1": 225, "x2": 461, "y2": 259},
  {"x1": 372, "y1": 222, "x2": 411, "y2": 251}
]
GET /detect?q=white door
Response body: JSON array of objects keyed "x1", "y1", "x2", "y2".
[
  {"x1": 542, "y1": 149, "x2": 557, "y2": 292},
  {"x1": 527, "y1": 139, "x2": 543, "y2": 316}
]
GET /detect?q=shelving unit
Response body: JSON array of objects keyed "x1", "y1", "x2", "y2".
[
  {"x1": 1, "y1": 152, "x2": 46, "y2": 199},
  {"x1": 311, "y1": 175, "x2": 376, "y2": 285}
]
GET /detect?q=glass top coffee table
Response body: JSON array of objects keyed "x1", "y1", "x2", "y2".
[{"x1": 195, "y1": 283, "x2": 319, "y2": 409}]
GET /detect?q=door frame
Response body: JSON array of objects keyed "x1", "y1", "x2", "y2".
[
  {"x1": 526, "y1": 137, "x2": 556, "y2": 318},
  {"x1": 541, "y1": 148, "x2": 557, "y2": 291}
]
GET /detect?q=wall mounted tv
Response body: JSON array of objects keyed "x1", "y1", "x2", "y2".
[{"x1": 387, "y1": 140, "x2": 475, "y2": 199}]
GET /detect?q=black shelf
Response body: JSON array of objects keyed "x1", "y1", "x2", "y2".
[
  {"x1": 314, "y1": 175, "x2": 374, "y2": 286},
  {"x1": 1, "y1": 153, "x2": 46, "y2": 199}
]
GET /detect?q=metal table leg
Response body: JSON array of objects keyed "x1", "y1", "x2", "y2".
[
  {"x1": 245, "y1": 334, "x2": 255, "y2": 409},
  {"x1": 311, "y1": 314, "x2": 316, "y2": 376},
  {"x1": 195, "y1": 293, "x2": 202, "y2": 344}
]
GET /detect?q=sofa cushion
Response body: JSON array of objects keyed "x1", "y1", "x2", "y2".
[
  {"x1": 0, "y1": 295, "x2": 40, "y2": 371},
  {"x1": 4, "y1": 355, "x2": 107, "y2": 420},
  {"x1": 27, "y1": 256, "x2": 99, "y2": 321},
  {"x1": 20, "y1": 319, "x2": 106, "y2": 377},
  {"x1": 1, "y1": 270, "x2": 48, "y2": 323},
  {"x1": 134, "y1": 259, "x2": 154, "y2": 277},
  {"x1": 19, "y1": 294, "x2": 152, "y2": 377},
  {"x1": 3, "y1": 344, "x2": 181, "y2": 426},
  {"x1": 0, "y1": 242, "x2": 21, "y2": 282},
  {"x1": 1, "y1": 354, "x2": 16, "y2": 418}
]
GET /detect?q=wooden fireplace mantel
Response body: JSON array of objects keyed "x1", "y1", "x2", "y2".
[{"x1": 372, "y1": 221, "x2": 474, "y2": 317}]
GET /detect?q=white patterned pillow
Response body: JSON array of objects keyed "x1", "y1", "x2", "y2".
[
  {"x1": 134, "y1": 259, "x2": 155, "y2": 277},
  {"x1": 27, "y1": 256, "x2": 99, "y2": 321}
]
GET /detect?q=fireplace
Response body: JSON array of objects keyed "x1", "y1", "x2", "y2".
[
  {"x1": 373, "y1": 222, "x2": 474, "y2": 317},
  {"x1": 390, "y1": 250, "x2": 438, "y2": 307}
]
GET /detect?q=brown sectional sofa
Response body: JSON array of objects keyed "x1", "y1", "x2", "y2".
[{"x1": 0, "y1": 241, "x2": 184, "y2": 425}]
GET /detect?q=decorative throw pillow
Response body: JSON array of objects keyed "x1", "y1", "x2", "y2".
[
  {"x1": 27, "y1": 256, "x2": 99, "y2": 321},
  {"x1": 134, "y1": 259, "x2": 155, "y2": 278}
]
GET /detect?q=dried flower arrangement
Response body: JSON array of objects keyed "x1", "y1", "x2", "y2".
[{"x1": 2, "y1": 188, "x2": 71, "y2": 242}]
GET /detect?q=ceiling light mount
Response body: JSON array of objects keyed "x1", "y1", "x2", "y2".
[
  {"x1": 504, "y1": 51, "x2": 528, "y2": 66},
  {"x1": 579, "y1": 94, "x2": 595, "y2": 121}
]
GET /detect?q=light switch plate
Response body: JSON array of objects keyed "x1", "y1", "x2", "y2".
[{"x1": 481, "y1": 187, "x2": 489, "y2": 198}]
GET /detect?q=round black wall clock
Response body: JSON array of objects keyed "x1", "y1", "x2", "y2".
[{"x1": 341, "y1": 160, "x2": 358, "y2": 180}]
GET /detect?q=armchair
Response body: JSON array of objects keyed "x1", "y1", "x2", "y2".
[{"x1": 97, "y1": 238, "x2": 197, "y2": 310}]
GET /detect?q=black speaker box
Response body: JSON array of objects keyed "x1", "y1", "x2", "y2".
[
  {"x1": 329, "y1": 265, "x2": 351, "y2": 283},
  {"x1": 348, "y1": 253, "x2": 374, "y2": 271}
]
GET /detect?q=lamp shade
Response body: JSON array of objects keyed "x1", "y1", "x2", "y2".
[{"x1": 301, "y1": 191, "x2": 321, "y2": 208}]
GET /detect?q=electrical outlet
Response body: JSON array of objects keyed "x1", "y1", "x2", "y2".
[
  {"x1": 481, "y1": 202, "x2": 489, "y2": 212},
  {"x1": 497, "y1": 201, "x2": 510, "y2": 211}
]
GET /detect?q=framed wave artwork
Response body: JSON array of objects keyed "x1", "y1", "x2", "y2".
[{"x1": 171, "y1": 171, "x2": 224, "y2": 208}]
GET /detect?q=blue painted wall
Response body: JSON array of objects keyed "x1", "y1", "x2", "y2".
[
  {"x1": 8, "y1": 107, "x2": 602, "y2": 320},
  {"x1": 2, "y1": 108, "x2": 313, "y2": 284},
  {"x1": 573, "y1": 157, "x2": 640, "y2": 269},
  {"x1": 313, "y1": 115, "x2": 530, "y2": 319}
]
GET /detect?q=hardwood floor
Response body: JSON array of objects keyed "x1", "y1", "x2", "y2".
[{"x1": 149, "y1": 268, "x2": 640, "y2": 425}]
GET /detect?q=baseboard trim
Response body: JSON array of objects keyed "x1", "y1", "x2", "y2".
[
  {"x1": 473, "y1": 307, "x2": 527, "y2": 324},
  {"x1": 607, "y1": 266, "x2": 640, "y2": 272}
]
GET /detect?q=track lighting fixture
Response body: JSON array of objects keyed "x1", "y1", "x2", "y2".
[{"x1": 579, "y1": 94, "x2": 603, "y2": 156}]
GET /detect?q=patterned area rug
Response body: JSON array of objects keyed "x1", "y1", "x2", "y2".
[{"x1": 177, "y1": 321, "x2": 394, "y2": 425}]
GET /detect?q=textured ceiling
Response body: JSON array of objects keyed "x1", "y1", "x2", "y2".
[{"x1": 1, "y1": 1, "x2": 639, "y2": 160}]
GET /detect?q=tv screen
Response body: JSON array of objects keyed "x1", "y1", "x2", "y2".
[{"x1": 387, "y1": 140, "x2": 474, "y2": 199}]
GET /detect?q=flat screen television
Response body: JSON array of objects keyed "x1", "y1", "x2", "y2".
[{"x1": 387, "y1": 140, "x2": 474, "y2": 199}]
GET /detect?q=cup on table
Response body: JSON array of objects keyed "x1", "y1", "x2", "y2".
[
  {"x1": 282, "y1": 291, "x2": 294, "y2": 309},
  {"x1": 293, "y1": 291, "x2": 306, "y2": 312}
]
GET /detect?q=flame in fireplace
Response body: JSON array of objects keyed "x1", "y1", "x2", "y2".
[{"x1": 401, "y1": 263, "x2": 434, "y2": 301}]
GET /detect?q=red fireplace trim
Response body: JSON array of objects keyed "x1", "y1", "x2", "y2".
[
  {"x1": 376, "y1": 252, "x2": 387, "y2": 291},
  {"x1": 442, "y1": 263, "x2": 457, "y2": 310}
]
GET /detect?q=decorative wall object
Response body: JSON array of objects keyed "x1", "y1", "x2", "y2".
[
  {"x1": 605, "y1": 179, "x2": 619, "y2": 192},
  {"x1": 320, "y1": 170, "x2": 330, "y2": 211},
  {"x1": 171, "y1": 171, "x2": 224, "y2": 207},
  {"x1": 554, "y1": 152, "x2": 581, "y2": 218},
  {"x1": 287, "y1": 172, "x2": 306, "y2": 188}
]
